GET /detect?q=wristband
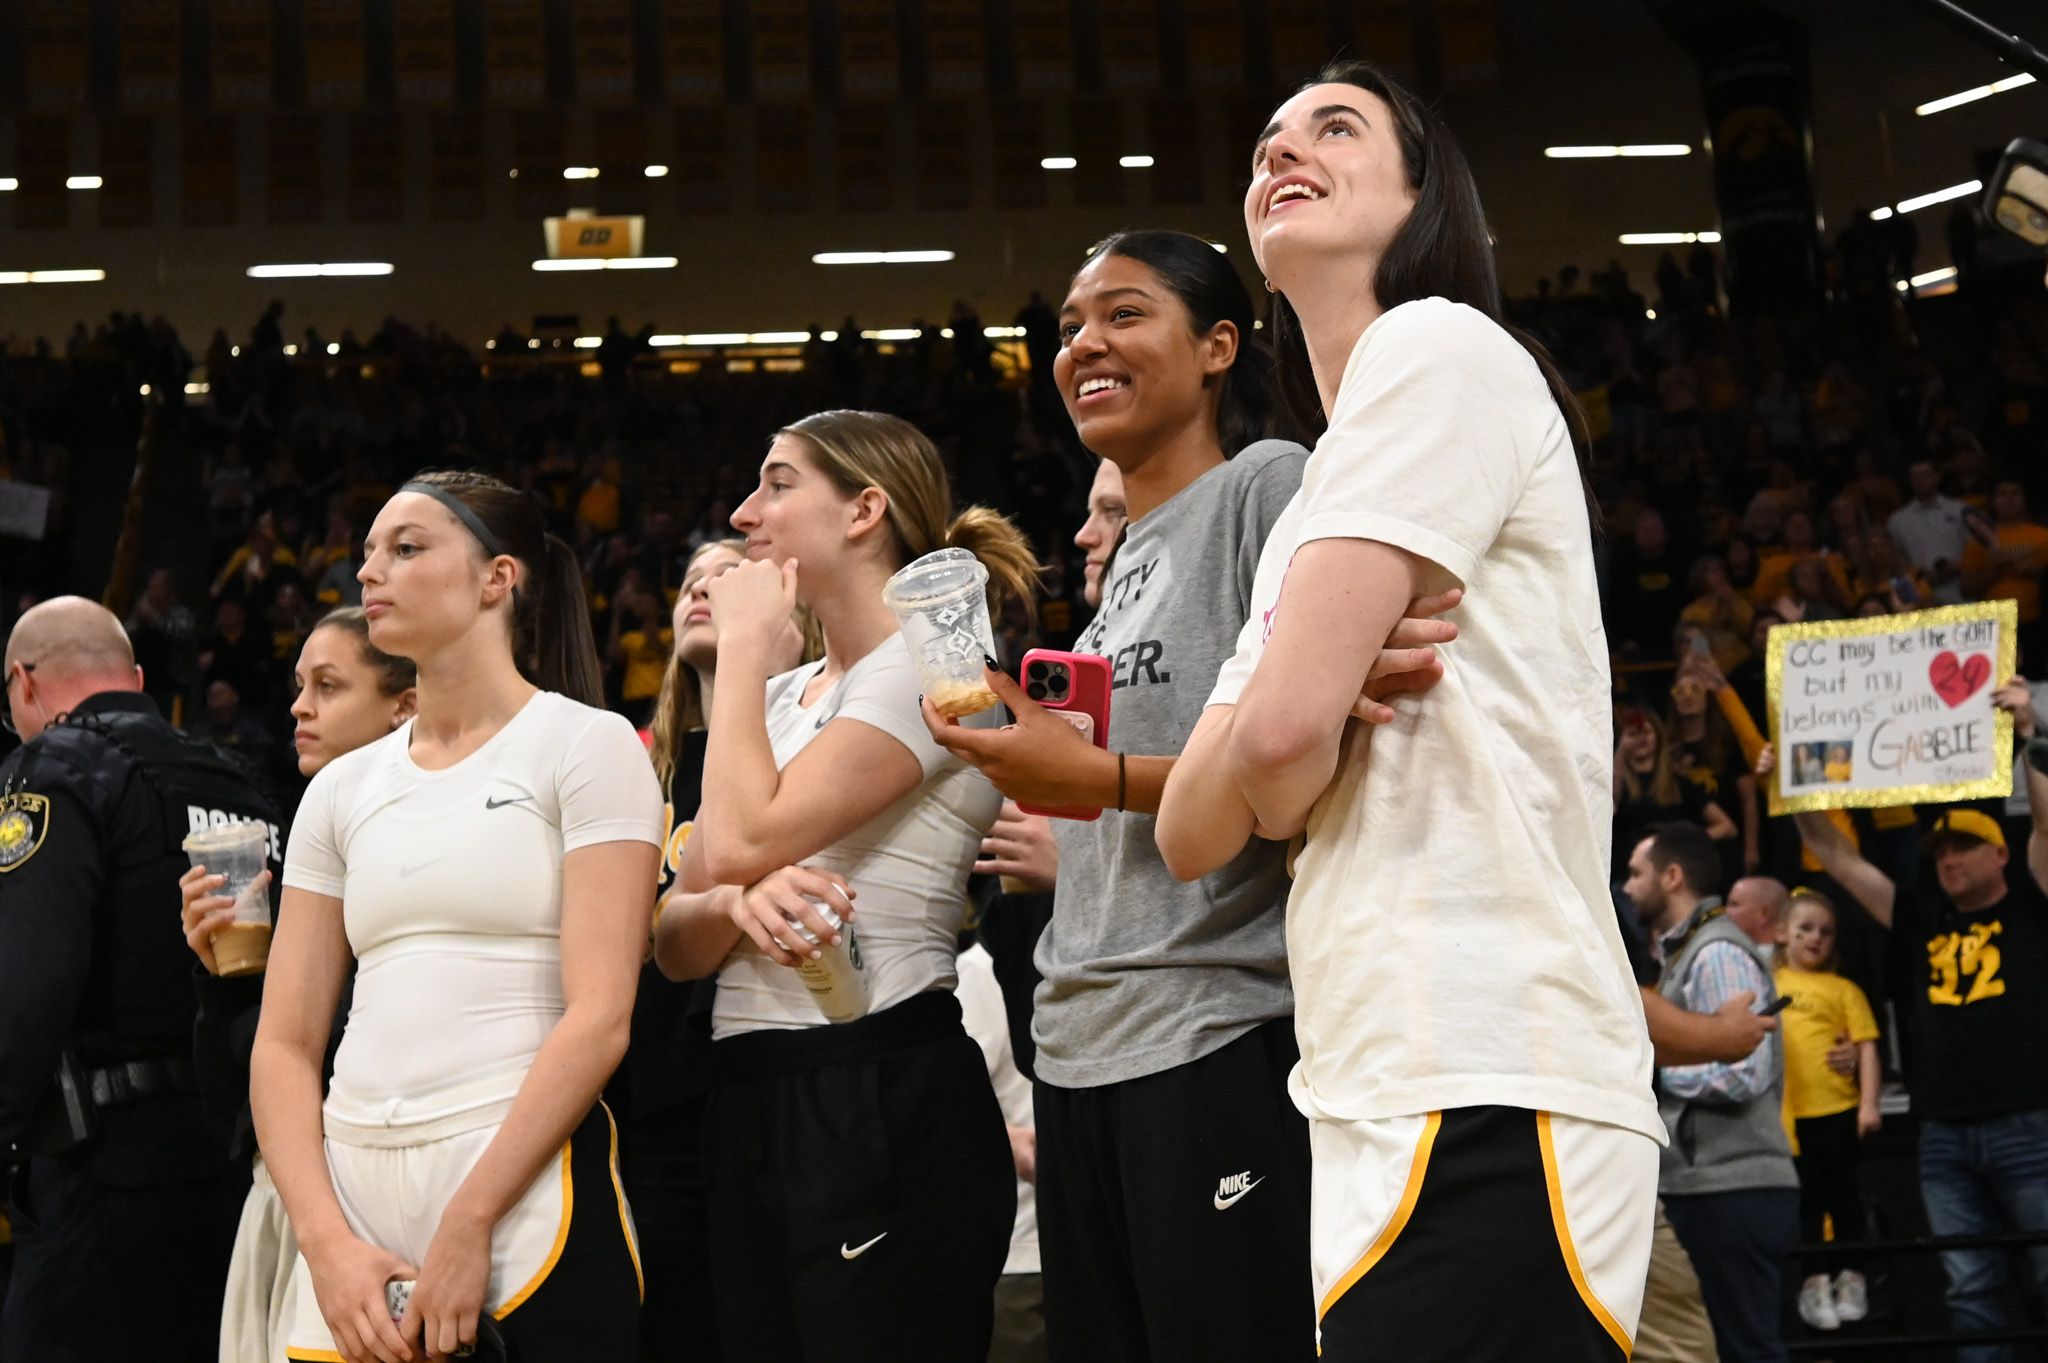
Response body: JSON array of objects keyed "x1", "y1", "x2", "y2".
[{"x1": 1116, "y1": 751, "x2": 1127, "y2": 812}]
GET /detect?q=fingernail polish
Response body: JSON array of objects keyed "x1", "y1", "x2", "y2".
[{"x1": 984, "y1": 654, "x2": 999, "y2": 669}]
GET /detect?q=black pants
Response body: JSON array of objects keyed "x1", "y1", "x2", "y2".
[
  {"x1": 704, "y1": 992, "x2": 1015, "y2": 1363},
  {"x1": 1662, "y1": 1187, "x2": 1799, "y2": 1363},
  {"x1": 1, "y1": 1150, "x2": 241, "y2": 1362},
  {"x1": 620, "y1": 1095, "x2": 719, "y2": 1363},
  {"x1": 1033, "y1": 1017, "x2": 1314, "y2": 1363},
  {"x1": 1793, "y1": 1109, "x2": 1868, "y2": 1275}
]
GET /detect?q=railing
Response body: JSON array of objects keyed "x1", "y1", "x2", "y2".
[{"x1": 1786, "y1": 1228, "x2": 2048, "y2": 1356}]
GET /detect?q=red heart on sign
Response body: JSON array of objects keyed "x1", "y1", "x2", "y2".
[{"x1": 1930, "y1": 651, "x2": 1992, "y2": 707}]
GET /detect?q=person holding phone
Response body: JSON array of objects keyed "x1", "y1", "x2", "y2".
[
  {"x1": 253, "y1": 471, "x2": 661, "y2": 1363},
  {"x1": 655, "y1": 410, "x2": 1034, "y2": 1361},
  {"x1": 923, "y1": 231, "x2": 1449, "y2": 1360},
  {"x1": 1157, "y1": 62, "x2": 1664, "y2": 1360}
]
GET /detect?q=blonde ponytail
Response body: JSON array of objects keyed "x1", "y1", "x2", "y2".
[{"x1": 944, "y1": 506, "x2": 1040, "y2": 626}]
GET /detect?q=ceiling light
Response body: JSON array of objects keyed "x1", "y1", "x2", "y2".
[
  {"x1": 1895, "y1": 180, "x2": 1983, "y2": 214},
  {"x1": 1041, "y1": 156, "x2": 1077, "y2": 170},
  {"x1": 325, "y1": 342, "x2": 339, "y2": 355},
  {"x1": 644, "y1": 164, "x2": 670, "y2": 178},
  {"x1": 1617, "y1": 231, "x2": 1721, "y2": 245},
  {"x1": 1916, "y1": 72, "x2": 2035, "y2": 116},
  {"x1": 1910, "y1": 265, "x2": 1959, "y2": 288},
  {"x1": 66, "y1": 175, "x2": 102, "y2": 189},
  {"x1": 813, "y1": 250, "x2": 955, "y2": 265},
  {"x1": 1546, "y1": 144, "x2": 1691, "y2": 158},
  {"x1": 605, "y1": 256, "x2": 678, "y2": 269},
  {"x1": 283, "y1": 344, "x2": 298, "y2": 355},
  {"x1": 0, "y1": 179, "x2": 15, "y2": 191},
  {"x1": 563, "y1": 167, "x2": 600, "y2": 180},
  {"x1": 1119, "y1": 155, "x2": 1154, "y2": 168},
  {"x1": 1871, "y1": 206, "x2": 1895, "y2": 221},
  {"x1": 574, "y1": 336, "x2": 603, "y2": 348},
  {"x1": 22, "y1": 268, "x2": 107, "y2": 283},
  {"x1": 533, "y1": 258, "x2": 604, "y2": 272},
  {"x1": 862, "y1": 328, "x2": 921, "y2": 340},
  {"x1": 246, "y1": 262, "x2": 394, "y2": 278}
]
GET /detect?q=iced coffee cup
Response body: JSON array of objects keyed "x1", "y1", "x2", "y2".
[
  {"x1": 883, "y1": 548, "x2": 1000, "y2": 719},
  {"x1": 182, "y1": 821, "x2": 273, "y2": 977}
]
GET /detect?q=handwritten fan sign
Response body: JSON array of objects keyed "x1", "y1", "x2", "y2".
[{"x1": 1766, "y1": 601, "x2": 2016, "y2": 814}]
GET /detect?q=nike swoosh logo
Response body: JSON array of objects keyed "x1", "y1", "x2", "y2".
[
  {"x1": 1213, "y1": 1176, "x2": 1265, "y2": 1210},
  {"x1": 840, "y1": 1232, "x2": 887, "y2": 1260},
  {"x1": 484, "y1": 795, "x2": 532, "y2": 810}
]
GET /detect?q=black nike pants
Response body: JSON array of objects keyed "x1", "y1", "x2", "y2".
[
  {"x1": 1033, "y1": 1017, "x2": 1315, "y2": 1363},
  {"x1": 703, "y1": 991, "x2": 1015, "y2": 1363}
]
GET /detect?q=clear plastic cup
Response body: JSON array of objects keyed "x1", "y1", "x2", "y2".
[
  {"x1": 182, "y1": 821, "x2": 272, "y2": 977},
  {"x1": 882, "y1": 548, "x2": 999, "y2": 719}
]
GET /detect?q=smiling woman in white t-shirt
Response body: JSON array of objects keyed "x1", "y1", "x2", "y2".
[
  {"x1": 252, "y1": 471, "x2": 662, "y2": 1363},
  {"x1": 654, "y1": 409, "x2": 1037, "y2": 1361},
  {"x1": 1157, "y1": 61, "x2": 1663, "y2": 1362}
]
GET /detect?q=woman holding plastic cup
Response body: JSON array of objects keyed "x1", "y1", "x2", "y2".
[
  {"x1": 180, "y1": 605, "x2": 416, "y2": 1363},
  {"x1": 656, "y1": 409, "x2": 1034, "y2": 1359}
]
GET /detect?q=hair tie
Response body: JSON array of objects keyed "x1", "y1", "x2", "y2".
[{"x1": 400, "y1": 480, "x2": 506, "y2": 559}]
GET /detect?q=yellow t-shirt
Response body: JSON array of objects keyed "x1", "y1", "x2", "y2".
[
  {"x1": 619, "y1": 628, "x2": 673, "y2": 704},
  {"x1": 1774, "y1": 965, "x2": 1879, "y2": 1120}
]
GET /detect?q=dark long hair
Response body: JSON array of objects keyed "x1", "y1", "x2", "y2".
[
  {"x1": 407, "y1": 469, "x2": 606, "y2": 708},
  {"x1": 1265, "y1": 60, "x2": 1598, "y2": 523},
  {"x1": 1079, "y1": 230, "x2": 1283, "y2": 453}
]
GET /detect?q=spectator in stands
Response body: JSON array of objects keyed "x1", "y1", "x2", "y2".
[
  {"x1": 1607, "y1": 507, "x2": 1686, "y2": 659},
  {"x1": 1681, "y1": 556, "x2": 1755, "y2": 673},
  {"x1": 1726, "y1": 875, "x2": 1789, "y2": 948},
  {"x1": 1625, "y1": 822, "x2": 1798, "y2": 1363},
  {"x1": 1773, "y1": 555, "x2": 1850, "y2": 624},
  {"x1": 607, "y1": 582, "x2": 672, "y2": 729},
  {"x1": 1888, "y1": 458, "x2": 1969, "y2": 603},
  {"x1": 1963, "y1": 478, "x2": 2048, "y2": 670},
  {"x1": 189, "y1": 676, "x2": 272, "y2": 769},
  {"x1": 1667, "y1": 665, "x2": 1758, "y2": 878},
  {"x1": 1615, "y1": 707, "x2": 1736, "y2": 882},
  {"x1": 1772, "y1": 887, "x2": 1881, "y2": 1333},
  {"x1": 126, "y1": 567, "x2": 198, "y2": 717},
  {"x1": 198, "y1": 597, "x2": 271, "y2": 711},
  {"x1": 1768, "y1": 687, "x2": 2048, "y2": 1363},
  {"x1": 210, "y1": 511, "x2": 301, "y2": 612}
]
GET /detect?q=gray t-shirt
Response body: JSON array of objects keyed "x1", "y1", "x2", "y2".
[{"x1": 1032, "y1": 440, "x2": 1308, "y2": 1087}]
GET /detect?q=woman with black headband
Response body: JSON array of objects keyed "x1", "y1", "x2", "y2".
[{"x1": 253, "y1": 471, "x2": 663, "y2": 1363}]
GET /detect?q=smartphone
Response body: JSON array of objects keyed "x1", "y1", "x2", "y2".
[
  {"x1": 1758, "y1": 994, "x2": 1793, "y2": 1017},
  {"x1": 1017, "y1": 649, "x2": 1113, "y2": 822}
]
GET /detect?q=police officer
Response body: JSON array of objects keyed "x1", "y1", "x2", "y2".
[{"x1": 0, "y1": 597, "x2": 282, "y2": 1361}]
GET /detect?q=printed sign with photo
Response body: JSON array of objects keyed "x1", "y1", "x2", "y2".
[{"x1": 1766, "y1": 601, "x2": 2017, "y2": 814}]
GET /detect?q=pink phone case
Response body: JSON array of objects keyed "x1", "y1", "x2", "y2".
[{"x1": 1017, "y1": 649, "x2": 1113, "y2": 822}]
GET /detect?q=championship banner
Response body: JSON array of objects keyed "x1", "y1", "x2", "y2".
[
  {"x1": 15, "y1": 116, "x2": 72, "y2": 233},
  {"x1": 751, "y1": 0, "x2": 811, "y2": 98},
  {"x1": 98, "y1": 116, "x2": 157, "y2": 228},
  {"x1": 211, "y1": 0, "x2": 274, "y2": 108},
  {"x1": 181, "y1": 114, "x2": 239, "y2": 226},
  {"x1": 486, "y1": 0, "x2": 549, "y2": 104},
  {"x1": 1184, "y1": 0, "x2": 1244, "y2": 90},
  {"x1": 672, "y1": 105, "x2": 728, "y2": 214},
  {"x1": 835, "y1": 104, "x2": 892, "y2": 213},
  {"x1": 25, "y1": 10, "x2": 91, "y2": 110},
  {"x1": 915, "y1": 101, "x2": 971, "y2": 211},
  {"x1": 1101, "y1": 0, "x2": 1159, "y2": 93},
  {"x1": 303, "y1": 0, "x2": 366, "y2": 107},
  {"x1": 991, "y1": 100, "x2": 1046, "y2": 209},
  {"x1": 574, "y1": 0, "x2": 637, "y2": 103},
  {"x1": 1013, "y1": 0, "x2": 1072, "y2": 95},
  {"x1": 925, "y1": 0, "x2": 986, "y2": 96},
  {"x1": 663, "y1": 0, "x2": 724, "y2": 101},
  {"x1": 346, "y1": 112, "x2": 400, "y2": 222},
  {"x1": 392, "y1": 0, "x2": 457, "y2": 105},
  {"x1": 428, "y1": 110, "x2": 485, "y2": 221},
  {"x1": 838, "y1": 0, "x2": 900, "y2": 98},
  {"x1": 266, "y1": 113, "x2": 323, "y2": 224},
  {"x1": 754, "y1": 103, "x2": 814, "y2": 213},
  {"x1": 119, "y1": 0, "x2": 185, "y2": 110},
  {"x1": 1766, "y1": 601, "x2": 2018, "y2": 815}
]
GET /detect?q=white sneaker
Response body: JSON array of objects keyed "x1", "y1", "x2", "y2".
[
  {"x1": 1833, "y1": 1268, "x2": 1869, "y2": 1323},
  {"x1": 1798, "y1": 1273, "x2": 1841, "y2": 1331}
]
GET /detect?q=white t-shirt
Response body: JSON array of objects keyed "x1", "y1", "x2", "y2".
[
  {"x1": 1209, "y1": 298, "x2": 1662, "y2": 1144},
  {"x1": 284, "y1": 690, "x2": 664, "y2": 1138},
  {"x1": 713, "y1": 634, "x2": 1003, "y2": 1037}
]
